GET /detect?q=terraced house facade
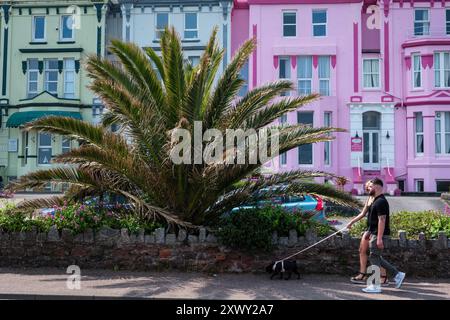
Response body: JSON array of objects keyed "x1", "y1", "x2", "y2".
[
  {"x1": 106, "y1": 0, "x2": 233, "y2": 76},
  {"x1": 0, "y1": 0, "x2": 108, "y2": 190},
  {"x1": 232, "y1": 0, "x2": 450, "y2": 193}
]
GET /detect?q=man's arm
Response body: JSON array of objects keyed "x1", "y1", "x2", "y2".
[
  {"x1": 377, "y1": 215, "x2": 386, "y2": 249},
  {"x1": 347, "y1": 198, "x2": 371, "y2": 229}
]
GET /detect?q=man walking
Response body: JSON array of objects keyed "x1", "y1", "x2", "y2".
[{"x1": 362, "y1": 178, "x2": 406, "y2": 293}]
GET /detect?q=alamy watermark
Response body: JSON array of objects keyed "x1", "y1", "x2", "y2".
[
  {"x1": 66, "y1": 265, "x2": 81, "y2": 290},
  {"x1": 169, "y1": 121, "x2": 280, "y2": 165}
]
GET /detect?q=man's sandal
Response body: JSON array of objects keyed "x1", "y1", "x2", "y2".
[{"x1": 350, "y1": 272, "x2": 368, "y2": 284}]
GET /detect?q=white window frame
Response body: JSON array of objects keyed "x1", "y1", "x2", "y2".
[
  {"x1": 60, "y1": 15, "x2": 75, "y2": 41},
  {"x1": 318, "y1": 56, "x2": 330, "y2": 96},
  {"x1": 44, "y1": 59, "x2": 58, "y2": 95},
  {"x1": 434, "y1": 52, "x2": 450, "y2": 89},
  {"x1": 412, "y1": 53, "x2": 422, "y2": 89},
  {"x1": 415, "y1": 179, "x2": 424, "y2": 192},
  {"x1": 297, "y1": 111, "x2": 314, "y2": 166},
  {"x1": 238, "y1": 60, "x2": 249, "y2": 96},
  {"x1": 435, "y1": 111, "x2": 450, "y2": 155},
  {"x1": 362, "y1": 58, "x2": 380, "y2": 89},
  {"x1": 184, "y1": 12, "x2": 198, "y2": 39},
  {"x1": 27, "y1": 59, "x2": 39, "y2": 99},
  {"x1": 187, "y1": 56, "x2": 200, "y2": 67},
  {"x1": 297, "y1": 56, "x2": 312, "y2": 95},
  {"x1": 446, "y1": 9, "x2": 450, "y2": 35},
  {"x1": 279, "y1": 113, "x2": 288, "y2": 167},
  {"x1": 324, "y1": 111, "x2": 332, "y2": 166},
  {"x1": 38, "y1": 132, "x2": 52, "y2": 166},
  {"x1": 282, "y1": 11, "x2": 297, "y2": 38},
  {"x1": 22, "y1": 131, "x2": 29, "y2": 166},
  {"x1": 155, "y1": 12, "x2": 169, "y2": 40},
  {"x1": 63, "y1": 59, "x2": 75, "y2": 99},
  {"x1": 312, "y1": 9, "x2": 327, "y2": 37},
  {"x1": 415, "y1": 112, "x2": 424, "y2": 156},
  {"x1": 279, "y1": 56, "x2": 291, "y2": 96},
  {"x1": 414, "y1": 8, "x2": 430, "y2": 36},
  {"x1": 62, "y1": 136, "x2": 71, "y2": 154},
  {"x1": 32, "y1": 16, "x2": 46, "y2": 42}
]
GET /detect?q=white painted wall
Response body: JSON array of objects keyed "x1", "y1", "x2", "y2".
[{"x1": 120, "y1": 2, "x2": 232, "y2": 74}]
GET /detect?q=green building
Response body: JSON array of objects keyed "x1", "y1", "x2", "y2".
[{"x1": 0, "y1": 0, "x2": 108, "y2": 190}]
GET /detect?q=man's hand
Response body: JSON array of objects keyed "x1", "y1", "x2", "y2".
[
  {"x1": 377, "y1": 238, "x2": 384, "y2": 249},
  {"x1": 346, "y1": 222, "x2": 353, "y2": 230}
]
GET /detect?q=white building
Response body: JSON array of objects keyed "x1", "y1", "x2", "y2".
[{"x1": 106, "y1": 0, "x2": 233, "y2": 73}]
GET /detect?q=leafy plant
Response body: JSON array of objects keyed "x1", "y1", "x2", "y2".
[
  {"x1": 217, "y1": 206, "x2": 334, "y2": 251},
  {"x1": 8, "y1": 27, "x2": 361, "y2": 228},
  {"x1": 349, "y1": 210, "x2": 450, "y2": 239}
]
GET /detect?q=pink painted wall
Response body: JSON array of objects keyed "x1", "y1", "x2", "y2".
[{"x1": 231, "y1": 0, "x2": 450, "y2": 192}]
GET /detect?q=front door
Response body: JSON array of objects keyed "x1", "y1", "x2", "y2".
[{"x1": 363, "y1": 130, "x2": 380, "y2": 170}]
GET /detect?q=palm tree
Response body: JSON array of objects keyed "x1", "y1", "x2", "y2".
[{"x1": 8, "y1": 27, "x2": 362, "y2": 228}]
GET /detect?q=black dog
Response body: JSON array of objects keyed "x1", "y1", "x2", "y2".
[{"x1": 266, "y1": 260, "x2": 301, "y2": 280}]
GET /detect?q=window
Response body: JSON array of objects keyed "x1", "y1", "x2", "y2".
[
  {"x1": 60, "y1": 15, "x2": 74, "y2": 41},
  {"x1": 279, "y1": 57, "x2": 290, "y2": 96},
  {"x1": 297, "y1": 56, "x2": 312, "y2": 95},
  {"x1": 414, "y1": 9, "x2": 430, "y2": 36},
  {"x1": 21, "y1": 132, "x2": 29, "y2": 166},
  {"x1": 63, "y1": 59, "x2": 75, "y2": 98},
  {"x1": 363, "y1": 58, "x2": 380, "y2": 89},
  {"x1": 398, "y1": 180, "x2": 405, "y2": 192},
  {"x1": 38, "y1": 133, "x2": 52, "y2": 165},
  {"x1": 434, "y1": 52, "x2": 450, "y2": 88},
  {"x1": 32, "y1": 16, "x2": 46, "y2": 41},
  {"x1": 188, "y1": 56, "x2": 200, "y2": 67},
  {"x1": 415, "y1": 179, "x2": 424, "y2": 192},
  {"x1": 415, "y1": 112, "x2": 424, "y2": 155},
  {"x1": 238, "y1": 61, "x2": 249, "y2": 96},
  {"x1": 436, "y1": 180, "x2": 450, "y2": 192},
  {"x1": 324, "y1": 112, "x2": 332, "y2": 166},
  {"x1": 447, "y1": 10, "x2": 450, "y2": 35},
  {"x1": 312, "y1": 10, "x2": 327, "y2": 37},
  {"x1": 44, "y1": 59, "x2": 58, "y2": 95},
  {"x1": 435, "y1": 112, "x2": 450, "y2": 154},
  {"x1": 412, "y1": 54, "x2": 421, "y2": 88},
  {"x1": 283, "y1": 11, "x2": 296, "y2": 37},
  {"x1": 318, "y1": 56, "x2": 330, "y2": 96},
  {"x1": 62, "y1": 137, "x2": 71, "y2": 154},
  {"x1": 184, "y1": 12, "x2": 198, "y2": 39},
  {"x1": 27, "y1": 59, "x2": 39, "y2": 99},
  {"x1": 298, "y1": 112, "x2": 314, "y2": 165},
  {"x1": 280, "y1": 113, "x2": 288, "y2": 166},
  {"x1": 92, "y1": 98, "x2": 104, "y2": 118},
  {"x1": 155, "y1": 13, "x2": 169, "y2": 40}
]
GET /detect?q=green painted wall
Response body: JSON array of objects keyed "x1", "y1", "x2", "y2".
[{"x1": 0, "y1": 1, "x2": 108, "y2": 188}]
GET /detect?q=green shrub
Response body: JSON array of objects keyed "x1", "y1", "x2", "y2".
[
  {"x1": 0, "y1": 202, "x2": 164, "y2": 235},
  {"x1": 217, "y1": 206, "x2": 334, "y2": 251},
  {"x1": 217, "y1": 208, "x2": 274, "y2": 252},
  {"x1": 349, "y1": 210, "x2": 450, "y2": 239}
]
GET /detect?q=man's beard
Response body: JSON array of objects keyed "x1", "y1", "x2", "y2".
[{"x1": 369, "y1": 189, "x2": 376, "y2": 196}]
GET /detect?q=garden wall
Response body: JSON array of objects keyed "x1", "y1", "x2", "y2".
[{"x1": 0, "y1": 226, "x2": 449, "y2": 278}]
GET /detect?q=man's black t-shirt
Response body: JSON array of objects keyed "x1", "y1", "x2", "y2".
[{"x1": 367, "y1": 194, "x2": 390, "y2": 236}]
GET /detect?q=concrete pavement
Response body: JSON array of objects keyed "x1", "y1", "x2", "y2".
[{"x1": 0, "y1": 268, "x2": 448, "y2": 300}]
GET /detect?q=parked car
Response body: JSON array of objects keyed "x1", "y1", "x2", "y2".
[{"x1": 231, "y1": 187, "x2": 327, "y2": 223}]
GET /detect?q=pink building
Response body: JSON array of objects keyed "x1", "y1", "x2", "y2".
[{"x1": 231, "y1": 0, "x2": 450, "y2": 194}]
